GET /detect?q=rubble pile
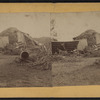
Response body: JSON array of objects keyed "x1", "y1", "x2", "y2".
[
  {"x1": 16, "y1": 43, "x2": 52, "y2": 70},
  {"x1": 83, "y1": 43, "x2": 100, "y2": 57},
  {"x1": 3, "y1": 43, "x2": 21, "y2": 55},
  {"x1": 15, "y1": 46, "x2": 52, "y2": 70}
]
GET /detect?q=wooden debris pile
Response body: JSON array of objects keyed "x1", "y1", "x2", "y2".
[
  {"x1": 0, "y1": 27, "x2": 52, "y2": 70},
  {"x1": 14, "y1": 44, "x2": 52, "y2": 70}
]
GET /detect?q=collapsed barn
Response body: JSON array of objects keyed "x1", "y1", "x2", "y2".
[
  {"x1": 0, "y1": 27, "x2": 51, "y2": 70},
  {"x1": 73, "y1": 29, "x2": 100, "y2": 47},
  {"x1": 0, "y1": 27, "x2": 41, "y2": 54},
  {"x1": 52, "y1": 29, "x2": 100, "y2": 55},
  {"x1": 1, "y1": 28, "x2": 100, "y2": 59},
  {"x1": 73, "y1": 30, "x2": 100, "y2": 56}
]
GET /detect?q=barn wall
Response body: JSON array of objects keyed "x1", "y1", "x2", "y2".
[
  {"x1": 95, "y1": 34, "x2": 100, "y2": 44},
  {"x1": 77, "y1": 39, "x2": 88, "y2": 51},
  {"x1": 0, "y1": 36, "x2": 9, "y2": 48},
  {"x1": 0, "y1": 39, "x2": 3, "y2": 48},
  {"x1": 17, "y1": 32, "x2": 25, "y2": 43}
]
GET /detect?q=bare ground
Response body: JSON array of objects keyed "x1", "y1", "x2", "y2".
[
  {"x1": 1, "y1": 53, "x2": 100, "y2": 87},
  {"x1": 0, "y1": 54, "x2": 52, "y2": 87},
  {"x1": 52, "y1": 56, "x2": 100, "y2": 86}
]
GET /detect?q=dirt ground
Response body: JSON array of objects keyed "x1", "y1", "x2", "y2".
[
  {"x1": 0, "y1": 53, "x2": 52, "y2": 87},
  {"x1": 1, "y1": 53, "x2": 100, "y2": 87},
  {"x1": 52, "y1": 56, "x2": 100, "y2": 86}
]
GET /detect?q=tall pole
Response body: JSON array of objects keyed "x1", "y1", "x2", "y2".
[{"x1": 50, "y1": 18, "x2": 57, "y2": 40}]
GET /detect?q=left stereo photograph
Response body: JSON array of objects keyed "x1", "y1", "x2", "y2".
[{"x1": 0, "y1": 12, "x2": 52, "y2": 87}]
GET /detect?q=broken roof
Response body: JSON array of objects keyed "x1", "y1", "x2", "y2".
[{"x1": 73, "y1": 29, "x2": 100, "y2": 40}]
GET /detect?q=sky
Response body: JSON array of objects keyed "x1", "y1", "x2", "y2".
[
  {"x1": 0, "y1": 12, "x2": 50, "y2": 38},
  {"x1": 52, "y1": 11, "x2": 100, "y2": 41},
  {"x1": 0, "y1": 12, "x2": 100, "y2": 41}
]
